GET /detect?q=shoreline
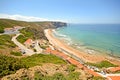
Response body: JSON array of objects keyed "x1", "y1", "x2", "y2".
[
  {"x1": 44, "y1": 29, "x2": 120, "y2": 65},
  {"x1": 53, "y1": 29, "x2": 120, "y2": 58}
]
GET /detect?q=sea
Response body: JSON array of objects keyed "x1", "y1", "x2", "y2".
[{"x1": 53, "y1": 24, "x2": 120, "y2": 57}]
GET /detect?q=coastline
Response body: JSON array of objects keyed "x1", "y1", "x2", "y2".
[{"x1": 44, "y1": 29, "x2": 120, "y2": 65}]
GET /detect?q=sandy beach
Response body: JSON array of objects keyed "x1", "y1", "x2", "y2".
[{"x1": 44, "y1": 29, "x2": 120, "y2": 65}]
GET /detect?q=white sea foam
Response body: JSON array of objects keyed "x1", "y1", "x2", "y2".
[
  {"x1": 85, "y1": 49, "x2": 95, "y2": 54},
  {"x1": 53, "y1": 29, "x2": 73, "y2": 45},
  {"x1": 53, "y1": 29, "x2": 67, "y2": 37},
  {"x1": 53, "y1": 29, "x2": 100, "y2": 55}
]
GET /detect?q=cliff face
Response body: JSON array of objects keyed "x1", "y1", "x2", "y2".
[
  {"x1": 33, "y1": 21, "x2": 67, "y2": 29},
  {"x1": 51, "y1": 22, "x2": 67, "y2": 28}
]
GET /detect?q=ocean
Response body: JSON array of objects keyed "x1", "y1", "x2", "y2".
[{"x1": 53, "y1": 24, "x2": 120, "y2": 57}]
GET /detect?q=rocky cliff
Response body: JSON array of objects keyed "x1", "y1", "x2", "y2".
[
  {"x1": 32, "y1": 21, "x2": 67, "y2": 29},
  {"x1": 51, "y1": 22, "x2": 67, "y2": 28}
]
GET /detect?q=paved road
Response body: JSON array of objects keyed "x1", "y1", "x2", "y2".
[
  {"x1": 12, "y1": 34, "x2": 35, "y2": 55},
  {"x1": 34, "y1": 40, "x2": 42, "y2": 53}
]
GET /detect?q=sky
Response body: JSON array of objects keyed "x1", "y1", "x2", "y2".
[{"x1": 0, "y1": 0, "x2": 120, "y2": 24}]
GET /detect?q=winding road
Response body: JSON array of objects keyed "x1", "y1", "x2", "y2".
[{"x1": 12, "y1": 34, "x2": 42, "y2": 55}]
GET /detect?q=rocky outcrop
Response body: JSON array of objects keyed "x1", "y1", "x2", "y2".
[
  {"x1": 2, "y1": 63, "x2": 92, "y2": 80},
  {"x1": 51, "y1": 22, "x2": 67, "y2": 28},
  {"x1": 33, "y1": 21, "x2": 67, "y2": 29},
  {"x1": 2, "y1": 63, "x2": 68, "y2": 80}
]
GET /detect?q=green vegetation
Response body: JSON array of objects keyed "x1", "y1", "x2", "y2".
[
  {"x1": 40, "y1": 45, "x2": 48, "y2": 49},
  {"x1": 0, "y1": 19, "x2": 51, "y2": 40},
  {"x1": 92, "y1": 76, "x2": 106, "y2": 80},
  {"x1": 0, "y1": 19, "x2": 68, "y2": 78},
  {"x1": 0, "y1": 26, "x2": 4, "y2": 33},
  {"x1": 113, "y1": 70, "x2": 120, "y2": 74},
  {"x1": 21, "y1": 54, "x2": 67, "y2": 67},
  {"x1": 52, "y1": 73, "x2": 66, "y2": 80},
  {"x1": 67, "y1": 72, "x2": 80, "y2": 80},
  {"x1": 17, "y1": 27, "x2": 46, "y2": 44},
  {"x1": 20, "y1": 28, "x2": 34, "y2": 38},
  {"x1": 67, "y1": 64, "x2": 76, "y2": 72},
  {"x1": 87, "y1": 61, "x2": 117, "y2": 68},
  {"x1": 17, "y1": 35, "x2": 28, "y2": 43},
  {"x1": 17, "y1": 28, "x2": 34, "y2": 43},
  {"x1": 33, "y1": 49, "x2": 37, "y2": 52},
  {"x1": 66, "y1": 65, "x2": 80, "y2": 80},
  {"x1": 0, "y1": 54, "x2": 66, "y2": 77},
  {"x1": 34, "y1": 72, "x2": 80, "y2": 80},
  {"x1": 0, "y1": 19, "x2": 66, "y2": 40},
  {"x1": 0, "y1": 19, "x2": 29, "y2": 28},
  {"x1": 34, "y1": 72, "x2": 66, "y2": 80},
  {"x1": 10, "y1": 51, "x2": 22, "y2": 56},
  {"x1": 0, "y1": 35, "x2": 16, "y2": 48},
  {"x1": 0, "y1": 54, "x2": 26, "y2": 77}
]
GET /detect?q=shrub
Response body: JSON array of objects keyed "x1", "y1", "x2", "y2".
[
  {"x1": 52, "y1": 73, "x2": 66, "y2": 80},
  {"x1": 40, "y1": 45, "x2": 48, "y2": 49},
  {"x1": 0, "y1": 54, "x2": 26, "y2": 77},
  {"x1": 86, "y1": 61, "x2": 117, "y2": 68},
  {"x1": 10, "y1": 51, "x2": 22, "y2": 56},
  {"x1": 20, "y1": 28, "x2": 33, "y2": 38},
  {"x1": 67, "y1": 72, "x2": 80, "y2": 80},
  {"x1": 0, "y1": 27, "x2": 4, "y2": 33},
  {"x1": 34, "y1": 72, "x2": 44, "y2": 80},
  {"x1": 0, "y1": 54, "x2": 67, "y2": 78},
  {"x1": 92, "y1": 76, "x2": 105, "y2": 80},
  {"x1": 16, "y1": 35, "x2": 28, "y2": 43},
  {"x1": 0, "y1": 35, "x2": 16, "y2": 48},
  {"x1": 67, "y1": 65, "x2": 76, "y2": 72},
  {"x1": 34, "y1": 72, "x2": 66, "y2": 80},
  {"x1": 21, "y1": 54, "x2": 67, "y2": 67},
  {"x1": 33, "y1": 49, "x2": 37, "y2": 52}
]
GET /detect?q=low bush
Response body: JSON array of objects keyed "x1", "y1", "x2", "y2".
[
  {"x1": 21, "y1": 54, "x2": 67, "y2": 67},
  {"x1": 10, "y1": 51, "x2": 22, "y2": 56},
  {"x1": 16, "y1": 35, "x2": 28, "y2": 43},
  {"x1": 92, "y1": 76, "x2": 106, "y2": 80},
  {"x1": 0, "y1": 54, "x2": 26, "y2": 77},
  {"x1": 0, "y1": 35, "x2": 16, "y2": 48},
  {"x1": 86, "y1": 60, "x2": 117, "y2": 68},
  {"x1": 0, "y1": 27, "x2": 4, "y2": 33},
  {"x1": 67, "y1": 64, "x2": 76, "y2": 72},
  {"x1": 34, "y1": 72, "x2": 80, "y2": 80},
  {"x1": 33, "y1": 49, "x2": 37, "y2": 52},
  {"x1": 40, "y1": 45, "x2": 48, "y2": 49},
  {"x1": 67, "y1": 72, "x2": 80, "y2": 80}
]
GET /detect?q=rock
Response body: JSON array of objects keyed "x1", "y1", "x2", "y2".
[
  {"x1": 2, "y1": 63, "x2": 87, "y2": 80},
  {"x1": 1, "y1": 63, "x2": 68, "y2": 80},
  {"x1": 51, "y1": 22, "x2": 67, "y2": 28}
]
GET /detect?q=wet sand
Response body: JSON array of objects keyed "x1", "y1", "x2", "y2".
[{"x1": 44, "y1": 29, "x2": 120, "y2": 65}]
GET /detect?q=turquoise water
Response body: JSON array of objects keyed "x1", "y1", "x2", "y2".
[{"x1": 54, "y1": 24, "x2": 120, "y2": 56}]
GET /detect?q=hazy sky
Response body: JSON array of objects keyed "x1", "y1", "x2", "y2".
[{"x1": 0, "y1": 0, "x2": 120, "y2": 23}]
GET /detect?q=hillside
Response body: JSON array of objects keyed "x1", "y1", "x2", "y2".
[
  {"x1": 0, "y1": 19, "x2": 107, "y2": 80},
  {"x1": 0, "y1": 19, "x2": 67, "y2": 53},
  {"x1": 1, "y1": 54, "x2": 103, "y2": 80},
  {"x1": 0, "y1": 19, "x2": 66, "y2": 38},
  {"x1": 0, "y1": 19, "x2": 67, "y2": 30}
]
